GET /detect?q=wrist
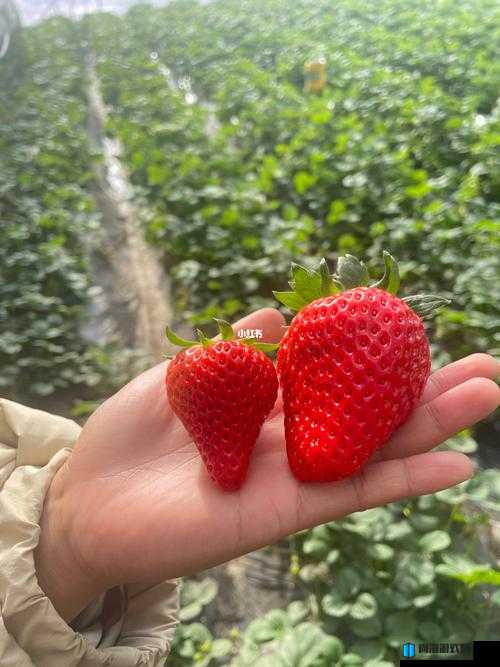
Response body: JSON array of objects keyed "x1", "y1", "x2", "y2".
[{"x1": 34, "y1": 466, "x2": 105, "y2": 623}]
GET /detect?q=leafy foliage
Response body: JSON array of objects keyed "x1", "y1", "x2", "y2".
[
  {"x1": 2, "y1": 2, "x2": 499, "y2": 661},
  {"x1": 170, "y1": 622, "x2": 232, "y2": 667},
  {"x1": 0, "y1": 18, "x2": 107, "y2": 398},
  {"x1": 179, "y1": 577, "x2": 218, "y2": 622},
  {"x1": 5, "y1": 0, "x2": 497, "y2": 396},
  {"x1": 289, "y1": 468, "x2": 500, "y2": 662},
  {"x1": 170, "y1": 577, "x2": 233, "y2": 665},
  {"x1": 169, "y1": 468, "x2": 500, "y2": 665},
  {"x1": 84, "y1": 0, "x2": 498, "y2": 358}
]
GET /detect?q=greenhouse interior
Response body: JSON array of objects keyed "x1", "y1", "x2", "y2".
[{"x1": 0, "y1": 0, "x2": 499, "y2": 665}]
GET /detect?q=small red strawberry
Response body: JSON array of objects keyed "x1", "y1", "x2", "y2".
[
  {"x1": 274, "y1": 252, "x2": 449, "y2": 483},
  {"x1": 165, "y1": 320, "x2": 278, "y2": 491}
]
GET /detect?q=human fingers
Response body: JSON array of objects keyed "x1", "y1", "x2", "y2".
[
  {"x1": 291, "y1": 450, "x2": 473, "y2": 531},
  {"x1": 377, "y1": 377, "x2": 500, "y2": 461},
  {"x1": 420, "y1": 353, "x2": 500, "y2": 405}
]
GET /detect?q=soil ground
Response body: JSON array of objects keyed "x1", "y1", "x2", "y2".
[{"x1": 82, "y1": 57, "x2": 294, "y2": 632}]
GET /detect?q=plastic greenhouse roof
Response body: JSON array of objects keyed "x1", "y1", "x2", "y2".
[{"x1": 16, "y1": 0, "x2": 166, "y2": 25}]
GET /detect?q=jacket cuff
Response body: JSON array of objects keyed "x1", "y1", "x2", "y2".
[{"x1": 0, "y1": 430, "x2": 178, "y2": 665}]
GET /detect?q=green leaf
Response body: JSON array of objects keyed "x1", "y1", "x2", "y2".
[
  {"x1": 395, "y1": 554, "x2": 435, "y2": 591},
  {"x1": 166, "y1": 326, "x2": 197, "y2": 348},
  {"x1": 316, "y1": 635, "x2": 345, "y2": 663},
  {"x1": 303, "y1": 537, "x2": 330, "y2": 558},
  {"x1": 322, "y1": 591, "x2": 351, "y2": 618},
  {"x1": 403, "y1": 294, "x2": 451, "y2": 318},
  {"x1": 299, "y1": 562, "x2": 329, "y2": 582},
  {"x1": 385, "y1": 611, "x2": 417, "y2": 648},
  {"x1": 418, "y1": 530, "x2": 451, "y2": 552},
  {"x1": 319, "y1": 257, "x2": 343, "y2": 296},
  {"x1": 435, "y1": 485, "x2": 467, "y2": 505},
  {"x1": 335, "y1": 567, "x2": 362, "y2": 598},
  {"x1": 372, "y1": 250, "x2": 400, "y2": 295},
  {"x1": 179, "y1": 638, "x2": 196, "y2": 658},
  {"x1": 197, "y1": 578, "x2": 218, "y2": 605},
  {"x1": 413, "y1": 591, "x2": 436, "y2": 608},
  {"x1": 211, "y1": 638, "x2": 232, "y2": 658},
  {"x1": 246, "y1": 617, "x2": 282, "y2": 644},
  {"x1": 392, "y1": 591, "x2": 413, "y2": 610},
  {"x1": 350, "y1": 639, "x2": 384, "y2": 661},
  {"x1": 351, "y1": 614, "x2": 383, "y2": 639},
  {"x1": 31, "y1": 382, "x2": 55, "y2": 396},
  {"x1": 367, "y1": 543, "x2": 394, "y2": 561},
  {"x1": 385, "y1": 521, "x2": 412, "y2": 542},
  {"x1": 214, "y1": 318, "x2": 234, "y2": 340},
  {"x1": 326, "y1": 549, "x2": 340, "y2": 565},
  {"x1": 341, "y1": 653, "x2": 364, "y2": 665},
  {"x1": 327, "y1": 199, "x2": 347, "y2": 225},
  {"x1": 409, "y1": 513, "x2": 440, "y2": 532},
  {"x1": 273, "y1": 290, "x2": 309, "y2": 312},
  {"x1": 282, "y1": 633, "x2": 344, "y2": 665},
  {"x1": 405, "y1": 181, "x2": 431, "y2": 198},
  {"x1": 436, "y1": 557, "x2": 500, "y2": 586},
  {"x1": 147, "y1": 162, "x2": 170, "y2": 185},
  {"x1": 445, "y1": 433, "x2": 478, "y2": 453},
  {"x1": 419, "y1": 621, "x2": 441, "y2": 641},
  {"x1": 183, "y1": 623, "x2": 212, "y2": 644},
  {"x1": 71, "y1": 400, "x2": 100, "y2": 418},
  {"x1": 180, "y1": 578, "x2": 218, "y2": 620},
  {"x1": 294, "y1": 170, "x2": 316, "y2": 194},
  {"x1": 287, "y1": 600, "x2": 309, "y2": 625},
  {"x1": 336, "y1": 254, "x2": 369, "y2": 288},
  {"x1": 290, "y1": 262, "x2": 322, "y2": 302},
  {"x1": 243, "y1": 339, "x2": 280, "y2": 353},
  {"x1": 278, "y1": 623, "x2": 325, "y2": 663},
  {"x1": 350, "y1": 593, "x2": 378, "y2": 620},
  {"x1": 179, "y1": 602, "x2": 203, "y2": 621}
]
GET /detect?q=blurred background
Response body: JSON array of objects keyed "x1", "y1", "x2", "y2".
[{"x1": 1, "y1": 0, "x2": 499, "y2": 664}]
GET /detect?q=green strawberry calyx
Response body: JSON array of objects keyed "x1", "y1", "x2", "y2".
[
  {"x1": 273, "y1": 251, "x2": 450, "y2": 318},
  {"x1": 166, "y1": 319, "x2": 279, "y2": 353}
]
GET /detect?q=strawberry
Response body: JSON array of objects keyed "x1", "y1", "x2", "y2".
[
  {"x1": 165, "y1": 320, "x2": 278, "y2": 491},
  {"x1": 274, "y1": 252, "x2": 449, "y2": 483}
]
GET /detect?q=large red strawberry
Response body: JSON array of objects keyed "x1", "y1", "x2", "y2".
[
  {"x1": 275, "y1": 252, "x2": 449, "y2": 483},
  {"x1": 165, "y1": 320, "x2": 278, "y2": 491}
]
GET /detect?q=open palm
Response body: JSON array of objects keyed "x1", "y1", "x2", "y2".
[{"x1": 45, "y1": 308, "x2": 499, "y2": 619}]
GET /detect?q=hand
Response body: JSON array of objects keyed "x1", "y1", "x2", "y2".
[{"x1": 35, "y1": 308, "x2": 500, "y2": 621}]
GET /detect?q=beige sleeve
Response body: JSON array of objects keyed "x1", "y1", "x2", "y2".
[{"x1": 0, "y1": 398, "x2": 179, "y2": 666}]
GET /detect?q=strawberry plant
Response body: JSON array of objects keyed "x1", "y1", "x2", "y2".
[
  {"x1": 83, "y1": 0, "x2": 498, "y2": 363},
  {"x1": 0, "y1": 17, "x2": 105, "y2": 399},
  {"x1": 169, "y1": 466, "x2": 500, "y2": 666},
  {"x1": 286, "y1": 467, "x2": 500, "y2": 665}
]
